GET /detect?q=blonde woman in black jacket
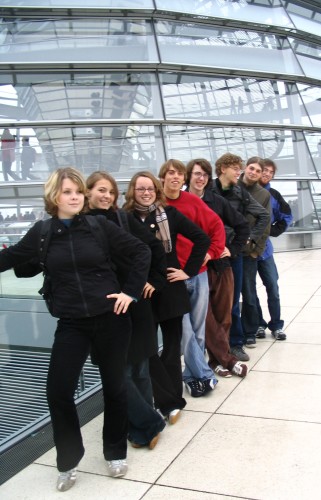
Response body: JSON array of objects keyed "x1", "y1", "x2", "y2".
[{"x1": 0, "y1": 167, "x2": 151, "y2": 492}]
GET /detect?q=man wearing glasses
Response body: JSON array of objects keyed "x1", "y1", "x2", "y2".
[
  {"x1": 212, "y1": 153, "x2": 270, "y2": 361},
  {"x1": 255, "y1": 158, "x2": 293, "y2": 341}
]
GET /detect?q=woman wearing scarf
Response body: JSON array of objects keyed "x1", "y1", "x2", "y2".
[
  {"x1": 86, "y1": 171, "x2": 167, "y2": 450},
  {"x1": 123, "y1": 171, "x2": 210, "y2": 424}
]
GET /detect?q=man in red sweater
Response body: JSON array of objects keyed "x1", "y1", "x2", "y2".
[{"x1": 158, "y1": 159, "x2": 225, "y2": 397}]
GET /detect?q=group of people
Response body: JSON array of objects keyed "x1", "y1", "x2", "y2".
[
  {"x1": 1, "y1": 129, "x2": 38, "y2": 181},
  {"x1": 0, "y1": 152, "x2": 292, "y2": 492}
]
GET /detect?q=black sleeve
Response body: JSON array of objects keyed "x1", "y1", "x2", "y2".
[
  {"x1": 127, "y1": 213, "x2": 167, "y2": 291},
  {"x1": 169, "y1": 207, "x2": 210, "y2": 277},
  {"x1": 102, "y1": 219, "x2": 152, "y2": 300},
  {"x1": 219, "y1": 197, "x2": 250, "y2": 257},
  {"x1": 0, "y1": 221, "x2": 42, "y2": 272}
]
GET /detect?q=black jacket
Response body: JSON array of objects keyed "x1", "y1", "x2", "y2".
[
  {"x1": 213, "y1": 178, "x2": 270, "y2": 250},
  {"x1": 0, "y1": 214, "x2": 151, "y2": 319},
  {"x1": 88, "y1": 208, "x2": 167, "y2": 363},
  {"x1": 132, "y1": 205, "x2": 210, "y2": 322}
]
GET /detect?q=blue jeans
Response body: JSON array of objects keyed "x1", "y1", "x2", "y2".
[
  {"x1": 181, "y1": 272, "x2": 216, "y2": 383},
  {"x1": 229, "y1": 255, "x2": 244, "y2": 347},
  {"x1": 241, "y1": 256, "x2": 259, "y2": 340},
  {"x1": 126, "y1": 360, "x2": 165, "y2": 446},
  {"x1": 256, "y1": 255, "x2": 284, "y2": 331}
]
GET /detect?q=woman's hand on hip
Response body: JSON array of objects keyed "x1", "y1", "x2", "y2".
[{"x1": 106, "y1": 292, "x2": 134, "y2": 314}]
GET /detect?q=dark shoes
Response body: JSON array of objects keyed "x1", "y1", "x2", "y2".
[
  {"x1": 245, "y1": 337, "x2": 257, "y2": 348},
  {"x1": 272, "y1": 329, "x2": 286, "y2": 340},
  {"x1": 256, "y1": 326, "x2": 266, "y2": 339},
  {"x1": 185, "y1": 379, "x2": 205, "y2": 397},
  {"x1": 230, "y1": 345, "x2": 250, "y2": 362}
]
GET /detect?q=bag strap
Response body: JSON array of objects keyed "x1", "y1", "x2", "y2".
[{"x1": 38, "y1": 219, "x2": 53, "y2": 271}]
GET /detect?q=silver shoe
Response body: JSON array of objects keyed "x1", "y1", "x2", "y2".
[
  {"x1": 106, "y1": 459, "x2": 128, "y2": 478},
  {"x1": 57, "y1": 467, "x2": 77, "y2": 492}
]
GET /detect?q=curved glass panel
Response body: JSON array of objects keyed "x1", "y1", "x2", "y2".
[
  {"x1": 156, "y1": 21, "x2": 303, "y2": 75},
  {"x1": 0, "y1": 125, "x2": 163, "y2": 182},
  {"x1": 0, "y1": 72, "x2": 162, "y2": 123},
  {"x1": 298, "y1": 84, "x2": 321, "y2": 128},
  {"x1": 156, "y1": 0, "x2": 293, "y2": 28},
  {"x1": 289, "y1": 39, "x2": 321, "y2": 80},
  {"x1": 0, "y1": 0, "x2": 153, "y2": 6},
  {"x1": 163, "y1": 125, "x2": 318, "y2": 179},
  {"x1": 0, "y1": 19, "x2": 158, "y2": 63},
  {"x1": 160, "y1": 73, "x2": 311, "y2": 126},
  {"x1": 287, "y1": 2, "x2": 321, "y2": 37}
]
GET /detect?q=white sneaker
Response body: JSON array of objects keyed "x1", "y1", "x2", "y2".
[
  {"x1": 106, "y1": 459, "x2": 128, "y2": 478},
  {"x1": 214, "y1": 365, "x2": 232, "y2": 378},
  {"x1": 57, "y1": 467, "x2": 77, "y2": 492}
]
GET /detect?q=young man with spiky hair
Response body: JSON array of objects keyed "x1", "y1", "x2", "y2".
[{"x1": 212, "y1": 153, "x2": 270, "y2": 361}]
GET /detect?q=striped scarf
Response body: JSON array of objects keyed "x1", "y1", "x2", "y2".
[{"x1": 134, "y1": 201, "x2": 172, "y2": 253}]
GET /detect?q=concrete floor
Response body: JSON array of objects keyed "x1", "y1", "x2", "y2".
[{"x1": 1, "y1": 249, "x2": 321, "y2": 500}]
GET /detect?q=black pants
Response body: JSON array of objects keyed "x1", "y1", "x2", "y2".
[
  {"x1": 47, "y1": 311, "x2": 131, "y2": 472},
  {"x1": 149, "y1": 316, "x2": 186, "y2": 416}
]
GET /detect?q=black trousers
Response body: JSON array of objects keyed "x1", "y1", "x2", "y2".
[
  {"x1": 149, "y1": 316, "x2": 186, "y2": 416},
  {"x1": 47, "y1": 311, "x2": 131, "y2": 472}
]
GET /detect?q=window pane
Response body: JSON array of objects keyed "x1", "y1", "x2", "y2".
[
  {"x1": 156, "y1": 21, "x2": 302, "y2": 75},
  {"x1": 0, "y1": 19, "x2": 157, "y2": 63},
  {"x1": 160, "y1": 74, "x2": 312, "y2": 126}
]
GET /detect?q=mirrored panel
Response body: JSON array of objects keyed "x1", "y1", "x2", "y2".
[
  {"x1": 0, "y1": 72, "x2": 162, "y2": 123},
  {"x1": 289, "y1": 38, "x2": 321, "y2": 80},
  {"x1": 156, "y1": 21, "x2": 303, "y2": 75},
  {"x1": 1, "y1": 125, "x2": 163, "y2": 182},
  {"x1": 0, "y1": 18, "x2": 157, "y2": 63},
  {"x1": 160, "y1": 74, "x2": 312, "y2": 126}
]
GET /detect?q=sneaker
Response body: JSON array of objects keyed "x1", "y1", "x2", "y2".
[
  {"x1": 106, "y1": 459, "x2": 128, "y2": 478},
  {"x1": 185, "y1": 379, "x2": 205, "y2": 398},
  {"x1": 245, "y1": 337, "x2": 256, "y2": 348},
  {"x1": 230, "y1": 345, "x2": 250, "y2": 362},
  {"x1": 271, "y1": 329, "x2": 286, "y2": 341},
  {"x1": 214, "y1": 365, "x2": 232, "y2": 378},
  {"x1": 256, "y1": 326, "x2": 266, "y2": 339},
  {"x1": 57, "y1": 467, "x2": 77, "y2": 492},
  {"x1": 168, "y1": 409, "x2": 181, "y2": 425},
  {"x1": 231, "y1": 361, "x2": 248, "y2": 378},
  {"x1": 202, "y1": 378, "x2": 218, "y2": 394}
]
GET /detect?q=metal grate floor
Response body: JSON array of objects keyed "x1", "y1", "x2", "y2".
[{"x1": 0, "y1": 347, "x2": 101, "y2": 451}]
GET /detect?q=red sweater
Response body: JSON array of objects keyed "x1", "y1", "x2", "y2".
[{"x1": 166, "y1": 191, "x2": 225, "y2": 274}]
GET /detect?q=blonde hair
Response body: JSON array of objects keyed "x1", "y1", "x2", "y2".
[
  {"x1": 85, "y1": 171, "x2": 119, "y2": 210},
  {"x1": 44, "y1": 167, "x2": 86, "y2": 216},
  {"x1": 123, "y1": 171, "x2": 167, "y2": 212}
]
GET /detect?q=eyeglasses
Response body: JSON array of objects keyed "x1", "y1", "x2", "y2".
[
  {"x1": 227, "y1": 166, "x2": 242, "y2": 172},
  {"x1": 192, "y1": 171, "x2": 209, "y2": 179},
  {"x1": 135, "y1": 187, "x2": 155, "y2": 193}
]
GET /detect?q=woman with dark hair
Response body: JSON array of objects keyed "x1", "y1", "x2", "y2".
[
  {"x1": 0, "y1": 167, "x2": 151, "y2": 492},
  {"x1": 86, "y1": 171, "x2": 167, "y2": 449},
  {"x1": 124, "y1": 171, "x2": 210, "y2": 423}
]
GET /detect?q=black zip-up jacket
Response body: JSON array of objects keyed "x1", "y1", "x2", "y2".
[
  {"x1": 0, "y1": 214, "x2": 151, "y2": 318},
  {"x1": 191, "y1": 187, "x2": 250, "y2": 258},
  {"x1": 213, "y1": 178, "x2": 270, "y2": 248}
]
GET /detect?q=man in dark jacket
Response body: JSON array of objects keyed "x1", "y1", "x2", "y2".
[
  {"x1": 255, "y1": 158, "x2": 293, "y2": 341},
  {"x1": 238, "y1": 156, "x2": 271, "y2": 348},
  {"x1": 213, "y1": 153, "x2": 270, "y2": 361},
  {"x1": 186, "y1": 158, "x2": 250, "y2": 378}
]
